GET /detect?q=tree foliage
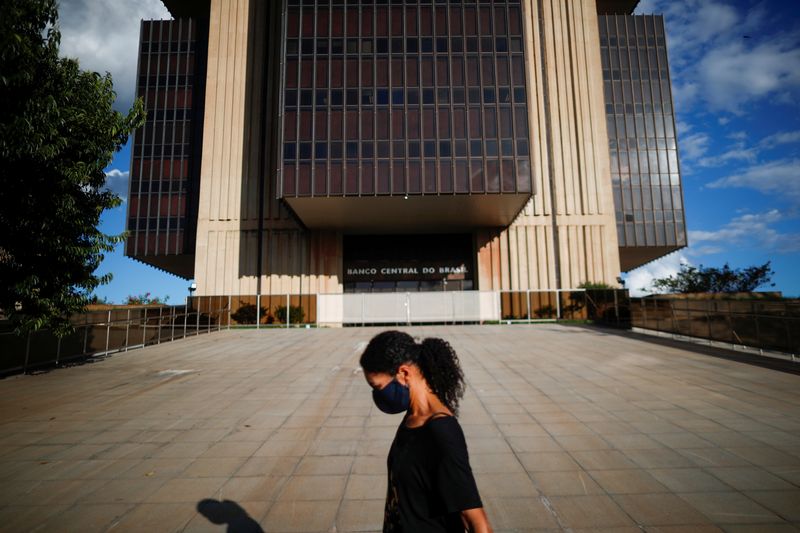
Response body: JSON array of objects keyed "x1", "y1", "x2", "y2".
[
  {"x1": 0, "y1": 0, "x2": 144, "y2": 335},
  {"x1": 650, "y1": 262, "x2": 775, "y2": 294}
]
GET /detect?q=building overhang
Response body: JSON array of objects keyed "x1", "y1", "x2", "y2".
[
  {"x1": 620, "y1": 245, "x2": 683, "y2": 272},
  {"x1": 596, "y1": 0, "x2": 640, "y2": 14},
  {"x1": 284, "y1": 194, "x2": 532, "y2": 233}
]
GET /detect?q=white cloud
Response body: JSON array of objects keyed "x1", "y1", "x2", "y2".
[
  {"x1": 636, "y1": 1, "x2": 800, "y2": 115},
  {"x1": 697, "y1": 37, "x2": 800, "y2": 114},
  {"x1": 689, "y1": 209, "x2": 800, "y2": 253},
  {"x1": 680, "y1": 132, "x2": 710, "y2": 161},
  {"x1": 104, "y1": 168, "x2": 130, "y2": 201},
  {"x1": 707, "y1": 158, "x2": 800, "y2": 203},
  {"x1": 624, "y1": 252, "x2": 690, "y2": 296},
  {"x1": 759, "y1": 130, "x2": 800, "y2": 150},
  {"x1": 58, "y1": 0, "x2": 171, "y2": 112}
]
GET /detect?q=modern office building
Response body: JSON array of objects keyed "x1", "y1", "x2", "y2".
[{"x1": 126, "y1": 0, "x2": 686, "y2": 297}]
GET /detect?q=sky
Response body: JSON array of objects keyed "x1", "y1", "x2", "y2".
[{"x1": 57, "y1": 0, "x2": 800, "y2": 302}]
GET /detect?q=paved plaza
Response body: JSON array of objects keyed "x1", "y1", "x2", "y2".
[{"x1": 0, "y1": 325, "x2": 799, "y2": 532}]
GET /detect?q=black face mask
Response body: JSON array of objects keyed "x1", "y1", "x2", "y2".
[{"x1": 372, "y1": 378, "x2": 410, "y2": 414}]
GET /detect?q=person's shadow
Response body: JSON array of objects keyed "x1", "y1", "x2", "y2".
[{"x1": 196, "y1": 499, "x2": 264, "y2": 533}]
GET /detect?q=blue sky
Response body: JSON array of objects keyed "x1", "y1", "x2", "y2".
[{"x1": 59, "y1": 0, "x2": 799, "y2": 302}]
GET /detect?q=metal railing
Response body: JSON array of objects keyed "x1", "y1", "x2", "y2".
[
  {"x1": 630, "y1": 297, "x2": 799, "y2": 356},
  {"x1": 1, "y1": 300, "x2": 230, "y2": 375}
]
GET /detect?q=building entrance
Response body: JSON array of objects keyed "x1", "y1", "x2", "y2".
[{"x1": 343, "y1": 234, "x2": 474, "y2": 293}]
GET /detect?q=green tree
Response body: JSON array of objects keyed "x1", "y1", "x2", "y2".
[
  {"x1": 650, "y1": 262, "x2": 775, "y2": 294},
  {"x1": 0, "y1": 0, "x2": 144, "y2": 335}
]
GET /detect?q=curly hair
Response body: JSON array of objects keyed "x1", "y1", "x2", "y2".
[{"x1": 360, "y1": 331, "x2": 466, "y2": 416}]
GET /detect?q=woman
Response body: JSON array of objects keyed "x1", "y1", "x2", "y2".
[{"x1": 360, "y1": 331, "x2": 493, "y2": 533}]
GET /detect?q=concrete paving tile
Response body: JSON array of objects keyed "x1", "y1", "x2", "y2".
[
  {"x1": 572, "y1": 450, "x2": 639, "y2": 471},
  {"x1": 253, "y1": 439, "x2": 312, "y2": 457},
  {"x1": 743, "y1": 490, "x2": 800, "y2": 522},
  {"x1": 463, "y1": 437, "x2": 514, "y2": 454},
  {"x1": 676, "y1": 492, "x2": 781, "y2": 524},
  {"x1": 462, "y1": 424, "x2": 503, "y2": 439},
  {"x1": 183, "y1": 457, "x2": 248, "y2": 478},
  {"x1": 110, "y1": 502, "x2": 196, "y2": 532},
  {"x1": 651, "y1": 433, "x2": 715, "y2": 449},
  {"x1": 647, "y1": 468, "x2": 734, "y2": 493},
  {"x1": 39, "y1": 503, "x2": 134, "y2": 531},
  {"x1": 624, "y1": 448, "x2": 696, "y2": 469},
  {"x1": 351, "y1": 455, "x2": 385, "y2": 475},
  {"x1": 310, "y1": 439, "x2": 359, "y2": 456},
  {"x1": 518, "y1": 451, "x2": 582, "y2": 472},
  {"x1": 261, "y1": 500, "x2": 338, "y2": 531},
  {"x1": 675, "y1": 448, "x2": 753, "y2": 468},
  {"x1": 336, "y1": 499, "x2": 385, "y2": 531},
  {"x1": 765, "y1": 465, "x2": 800, "y2": 486},
  {"x1": 115, "y1": 457, "x2": 193, "y2": 480},
  {"x1": 541, "y1": 422, "x2": 595, "y2": 436},
  {"x1": 343, "y1": 474, "x2": 387, "y2": 500},
  {"x1": 146, "y1": 476, "x2": 228, "y2": 503},
  {"x1": 603, "y1": 433, "x2": 666, "y2": 451},
  {"x1": 547, "y1": 495, "x2": 636, "y2": 528},
  {"x1": 200, "y1": 440, "x2": 262, "y2": 458},
  {"x1": 589, "y1": 469, "x2": 669, "y2": 494},
  {"x1": 277, "y1": 474, "x2": 347, "y2": 501},
  {"x1": 218, "y1": 475, "x2": 287, "y2": 502},
  {"x1": 482, "y1": 497, "x2": 560, "y2": 529},
  {"x1": 695, "y1": 432, "x2": 765, "y2": 448},
  {"x1": 219, "y1": 427, "x2": 275, "y2": 442},
  {"x1": 577, "y1": 423, "x2": 634, "y2": 439},
  {"x1": 474, "y1": 472, "x2": 539, "y2": 498},
  {"x1": 531, "y1": 470, "x2": 605, "y2": 496},
  {"x1": 555, "y1": 434, "x2": 613, "y2": 451},
  {"x1": 705, "y1": 467, "x2": 796, "y2": 491},
  {"x1": 721, "y1": 524, "x2": 800, "y2": 532},
  {"x1": 0, "y1": 504, "x2": 70, "y2": 531},
  {"x1": 11, "y1": 478, "x2": 107, "y2": 506},
  {"x1": 93, "y1": 442, "x2": 161, "y2": 460},
  {"x1": 726, "y1": 446, "x2": 800, "y2": 467},
  {"x1": 82, "y1": 477, "x2": 170, "y2": 503},
  {"x1": 613, "y1": 493, "x2": 712, "y2": 526},
  {"x1": 152, "y1": 441, "x2": 213, "y2": 459},
  {"x1": 470, "y1": 453, "x2": 526, "y2": 474},
  {"x1": 507, "y1": 436, "x2": 563, "y2": 453},
  {"x1": 294, "y1": 455, "x2": 354, "y2": 476},
  {"x1": 173, "y1": 428, "x2": 232, "y2": 443},
  {"x1": 644, "y1": 525, "x2": 724, "y2": 533}
]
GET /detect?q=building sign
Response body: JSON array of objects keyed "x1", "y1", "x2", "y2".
[{"x1": 343, "y1": 261, "x2": 470, "y2": 282}]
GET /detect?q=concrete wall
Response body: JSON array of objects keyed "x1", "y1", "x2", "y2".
[{"x1": 194, "y1": 0, "x2": 619, "y2": 296}]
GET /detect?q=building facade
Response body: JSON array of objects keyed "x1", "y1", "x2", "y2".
[{"x1": 127, "y1": 0, "x2": 686, "y2": 297}]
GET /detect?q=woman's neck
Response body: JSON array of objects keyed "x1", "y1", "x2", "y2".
[{"x1": 406, "y1": 384, "x2": 451, "y2": 425}]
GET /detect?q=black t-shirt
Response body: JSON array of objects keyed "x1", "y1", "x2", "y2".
[{"x1": 383, "y1": 414, "x2": 483, "y2": 533}]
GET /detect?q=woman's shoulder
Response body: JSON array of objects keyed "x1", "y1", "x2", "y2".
[{"x1": 426, "y1": 414, "x2": 466, "y2": 443}]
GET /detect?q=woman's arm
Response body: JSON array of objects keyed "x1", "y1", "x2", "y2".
[{"x1": 461, "y1": 507, "x2": 493, "y2": 533}]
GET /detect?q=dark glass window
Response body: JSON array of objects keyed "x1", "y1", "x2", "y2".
[{"x1": 280, "y1": 2, "x2": 533, "y2": 198}]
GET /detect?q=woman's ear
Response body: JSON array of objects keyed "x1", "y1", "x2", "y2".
[{"x1": 395, "y1": 364, "x2": 412, "y2": 387}]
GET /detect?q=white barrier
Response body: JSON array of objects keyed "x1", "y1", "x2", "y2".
[{"x1": 319, "y1": 291, "x2": 501, "y2": 325}]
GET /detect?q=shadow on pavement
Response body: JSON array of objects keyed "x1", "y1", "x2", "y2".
[{"x1": 197, "y1": 499, "x2": 264, "y2": 533}]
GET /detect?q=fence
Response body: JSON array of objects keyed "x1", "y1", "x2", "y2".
[
  {"x1": 8, "y1": 291, "x2": 793, "y2": 374},
  {"x1": 1, "y1": 300, "x2": 230, "y2": 375},
  {"x1": 630, "y1": 297, "x2": 799, "y2": 355}
]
